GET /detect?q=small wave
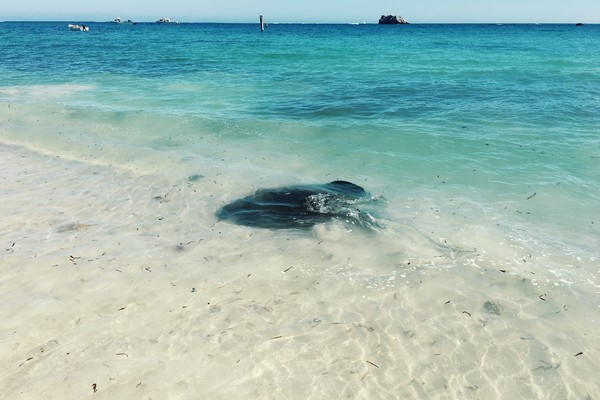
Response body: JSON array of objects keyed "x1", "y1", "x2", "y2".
[{"x1": 0, "y1": 83, "x2": 96, "y2": 99}]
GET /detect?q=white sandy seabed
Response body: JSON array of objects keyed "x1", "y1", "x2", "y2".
[{"x1": 1, "y1": 140, "x2": 599, "y2": 399}]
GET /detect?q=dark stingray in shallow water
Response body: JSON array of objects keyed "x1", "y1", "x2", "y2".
[{"x1": 216, "y1": 180, "x2": 377, "y2": 229}]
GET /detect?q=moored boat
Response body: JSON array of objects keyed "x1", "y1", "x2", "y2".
[
  {"x1": 112, "y1": 17, "x2": 136, "y2": 24},
  {"x1": 156, "y1": 18, "x2": 177, "y2": 24},
  {"x1": 68, "y1": 24, "x2": 89, "y2": 31}
]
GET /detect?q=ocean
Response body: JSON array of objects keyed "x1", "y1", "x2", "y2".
[{"x1": 1, "y1": 21, "x2": 599, "y2": 398}]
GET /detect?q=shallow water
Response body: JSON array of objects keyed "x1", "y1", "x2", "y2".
[{"x1": 1, "y1": 22, "x2": 599, "y2": 398}]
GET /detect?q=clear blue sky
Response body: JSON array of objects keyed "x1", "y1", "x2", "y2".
[{"x1": 2, "y1": 0, "x2": 599, "y2": 23}]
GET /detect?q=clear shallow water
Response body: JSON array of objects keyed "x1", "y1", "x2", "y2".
[{"x1": 1, "y1": 22, "x2": 599, "y2": 398}]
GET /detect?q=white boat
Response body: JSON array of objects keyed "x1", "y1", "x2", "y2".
[
  {"x1": 156, "y1": 18, "x2": 177, "y2": 24},
  {"x1": 112, "y1": 17, "x2": 135, "y2": 24},
  {"x1": 68, "y1": 24, "x2": 89, "y2": 31}
]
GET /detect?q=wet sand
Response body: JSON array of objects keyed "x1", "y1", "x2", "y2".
[{"x1": 1, "y1": 143, "x2": 598, "y2": 399}]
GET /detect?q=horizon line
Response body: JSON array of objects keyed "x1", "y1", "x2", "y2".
[{"x1": 1, "y1": 20, "x2": 595, "y2": 25}]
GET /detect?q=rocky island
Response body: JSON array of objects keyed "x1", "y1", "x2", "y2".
[{"x1": 378, "y1": 15, "x2": 409, "y2": 24}]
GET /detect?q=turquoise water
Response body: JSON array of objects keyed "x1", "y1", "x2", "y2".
[
  {"x1": 1, "y1": 22, "x2": 599, "y2": 397},
  {"x1": 2, "y1": 22, "x2": 598, "y2": 243}
]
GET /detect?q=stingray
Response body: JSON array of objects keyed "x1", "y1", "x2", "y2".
[{"x1": 216, "y1": 180, "x2": 377, "y2": 229}]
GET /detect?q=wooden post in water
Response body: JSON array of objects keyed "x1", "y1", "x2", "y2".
[{"x1": 260, "y1": 15, "x2": 264, "y2": 32}]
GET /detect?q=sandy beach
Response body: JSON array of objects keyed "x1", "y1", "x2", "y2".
[{"x1": 1, "y1": 143, "x2": 598, "y2": 399}]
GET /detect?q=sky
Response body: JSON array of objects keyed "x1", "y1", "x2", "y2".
[{"x1": 2, "y1": 0, "x2": 599, "y2": 23}]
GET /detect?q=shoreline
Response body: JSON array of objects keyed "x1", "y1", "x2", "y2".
[{"x1": 1, "y1": 143, "x2": 598, "y2": 398}]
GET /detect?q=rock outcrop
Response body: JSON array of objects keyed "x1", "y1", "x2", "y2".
[{"x1": 378, "y1": 15, "x2": 409, "y2": 24}]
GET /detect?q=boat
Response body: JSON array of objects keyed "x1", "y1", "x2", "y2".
[
  {"x1": 112, "y1": 17, "x2": 135, "y2": 24},
  {"x1": 68, "y1": 24, "x2": 89, "y2": 31},
  {"x1": 156, "y1": 18, "x2": 177, "y2": 24}
]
